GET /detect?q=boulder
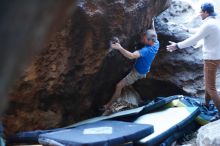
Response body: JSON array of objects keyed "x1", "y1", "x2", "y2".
[
  {"x1": 103, "y1": 86, "x2": 143, "y2": 116},
  {"x1": 0, "y1": 0, "x2": 75, "y2": 117},
  {"x1": 150, "y1": 0, "x2": 205, "y2": 97},
  {"x1": 196, "y1": 120, "x2": 220, "y2": 146},
  {"x1": 3, "y1": 0, "x2": 172, "y2": 135},
  {"x1": 150, "y1": 0, "x2": 220, "y2": 98}
]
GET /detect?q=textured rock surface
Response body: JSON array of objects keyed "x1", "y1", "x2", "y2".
[
  {"x1": 3, "y1": 0, "x2": 172, "y2": 135},
  {"x1": 150, "y1": 0, "x2": 205, "y2": 97},
  {"x1": 103, "y1": 86, "x2": 143, "y2": 116},
  {"x1": 0, "y1": 0, "x2": 75, "y2": 117},
  {"x1": 196, "y1": 120, "x2": 220, "y2": 146}
]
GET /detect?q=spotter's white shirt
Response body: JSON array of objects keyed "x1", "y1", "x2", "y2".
[{"x1": 178, "y1": 16, "x2": 220, "y2": 60}]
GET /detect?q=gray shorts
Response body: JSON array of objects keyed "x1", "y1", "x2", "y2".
[{"x1": 122, "y1": 69, "x2": 147, "y2": 86}]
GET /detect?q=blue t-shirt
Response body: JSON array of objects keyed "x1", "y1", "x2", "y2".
[{"x1": 134, "y1": 40, "x2": 160, "y2": 74}]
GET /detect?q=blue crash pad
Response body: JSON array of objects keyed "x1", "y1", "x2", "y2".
[
  {"x1": 178, "y1": 96, "x2": 219, "y2": 125},
  {"x1": 134, "y1": 107, "x2": 200, "y2": 146},
  {"x1": 39, "y1": 121, "x2": 154, "y2": 146},
  {"x1": 0, "y1": 122, "x2": 5, "y2": 146},
  {"x1": 9, "y1": 96, "x2": 178, "y2": 144}
]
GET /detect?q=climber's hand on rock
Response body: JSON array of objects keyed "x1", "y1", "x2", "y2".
[
  {"x1": 166, "y1": 41, "x2": 178, "y2": 52},
  {"x1": 111, "y1": 43, "x2": 122, "y2": 50}
]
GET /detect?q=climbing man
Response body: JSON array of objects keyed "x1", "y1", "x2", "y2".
[
  {"x1": 104, "y1": 28, "x2": 160, "y2": 111},
  {"x1": 167, "y1": 3, "x2": 220, "y2": 121}
]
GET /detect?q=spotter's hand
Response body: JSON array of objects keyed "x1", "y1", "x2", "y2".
[
  {"x1": 111, "y1": 43, "x2": 122, "y2": 50},
  {"x1": 166, "y1": 41, "x2": 178, "y2": 52}
]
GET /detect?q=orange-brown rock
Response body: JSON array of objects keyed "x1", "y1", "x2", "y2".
[{"x1": 4, "y1": 0, "x2": 171, "y2": 135}]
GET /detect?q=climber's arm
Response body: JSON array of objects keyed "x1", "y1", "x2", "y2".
[{"x1": 111, "y1": 43, "x2": 140, "y2": 59}]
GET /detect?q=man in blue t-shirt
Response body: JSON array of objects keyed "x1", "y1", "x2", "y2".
[{"x1": 104, "y1": 29, "x2": 160, "y2": 110}]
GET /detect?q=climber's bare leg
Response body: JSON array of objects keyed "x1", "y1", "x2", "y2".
[{"x1": 104, "y1": 80, "x2": 125, "y2": 109}]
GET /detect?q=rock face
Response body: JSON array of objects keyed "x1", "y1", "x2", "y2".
[
  {"x1": 4, "y1": 0, "x2": 172, "y2": 135},
  {"x1": 197, "y1": 120, "x2": 220, "y2": 146},
  {"x1": 102, "y1": 86, "x2": 143, "y2": 116},
  {"x1": 152, "y1": 0, "x2": 220, "y2": 98},
  {"x1": 150, "y1": 0, "x2": 205, "y2": 97},
  {"x1": 0, "y1": 0, "x2": 75, "y2": 117}
]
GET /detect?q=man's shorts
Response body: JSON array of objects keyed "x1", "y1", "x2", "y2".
[{"x1": 122, "y1": 69, "x2": 147, "y2": 86}]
